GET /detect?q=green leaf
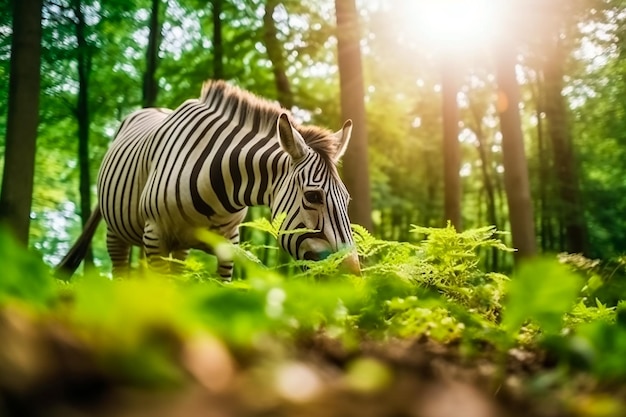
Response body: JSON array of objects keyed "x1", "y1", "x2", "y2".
[
  {"x1": 241, "y1": 216, "x2": 281, "y2": 239},
  {"x1": 0, "y1": 227, "x2": 55, "y2": 308},
  {"x1": 241, "y1": 212, "x2": 319, "y2": 240},
  {"x1": 502, "y1": 258, "x2": 584, "y2": 335}
]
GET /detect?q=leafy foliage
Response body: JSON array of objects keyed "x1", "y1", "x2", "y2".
[
  {"x1": 2, "y1": 221, "x2": 626, "y2": 416},
  {"x1": 0, "y1": 227, "x2": 55, "y2": 308},
  {"x1": 241, "y1": 212, "x2": 320, "y2": 239},
  {"x1": 352, "y1": 223, "x2": 512, "y2": 322},
  {"x1": 502, "y1": 258, "x2": 584, "y2": 336},
  {"x1": 386, "y1": 296, "x2": 465, "y2": 342}
]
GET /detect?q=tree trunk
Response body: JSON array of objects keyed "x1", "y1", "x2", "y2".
[
  {"x1": 441, "y1": 59, "x2": 462, "y2": 230},
  {"x1": 335, "y1": 0, "x2": 373, "y2": 231},
  {"x1": 263, "y1": 0, "x2": 293, "y2": 109},
  {"x1": 542, "y1": 37, "x2": 587, "y2": 254},
  {"x1": 212, "y1": 0, "x2": 224, "y2": 80},
  {"x1": 469, "y1": 104, "x2": 499, "y2": 269},
  {"x1": 74, "y1": 0, "x2": 94, "y2": 268},
  {"x1": 424, "y1": 154, "x2": 438, "y2": 227},
  {"x1": 470, "y1": 117, "x2": 497, "y2": 231},
  {"x1": 531, "y1": 80, "x2": 556, "y2": 252},
  {"x1": 494, "y1": 39, "x2": 537, "y2": 262},
  {"x1": 0, "y1": 0, "x2": 43, "y2": 245},
  {"x1": 142, "y1": 0, "x2": 161, "y2": 108}
]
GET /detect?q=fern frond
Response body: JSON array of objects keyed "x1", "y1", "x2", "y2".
[
  {"x1": 271, "y1": 212, "x2": 287, "y2": 234},
  {"x1": 241, "y1": 213, "x2": 319, "y2": 239},
  {"x1": 241, "y1": 217, "x2": 280, "y2": 239}
]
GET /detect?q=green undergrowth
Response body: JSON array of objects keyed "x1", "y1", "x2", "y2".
[{"x1": 2, "y1": 222, "x2": 626, "y2": 391}]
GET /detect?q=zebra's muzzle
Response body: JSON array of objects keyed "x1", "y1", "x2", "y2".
[
  {"x1": 303, "y1": 251, "x2": 321, "y2": 261},
  {"x1": 340, "y1": 251, "x2": 361, "y2": 276},
  {"x1": 303, "y1": 250, "x2": 361, "y2": 276}
]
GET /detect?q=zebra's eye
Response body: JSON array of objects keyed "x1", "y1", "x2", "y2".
[{"x1": 304, "y1": 190, "x2": 324, "y2": 205}]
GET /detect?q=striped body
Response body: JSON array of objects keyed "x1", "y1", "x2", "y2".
[{"x1": 98, "y1": 81, "x2": 358, "y2": 279}]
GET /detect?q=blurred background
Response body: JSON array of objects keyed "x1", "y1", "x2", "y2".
[{"x1": 1, "y1": 0, "x2": 623, "y2": 272}]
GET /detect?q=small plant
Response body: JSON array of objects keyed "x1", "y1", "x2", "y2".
[
  {"x1": 240, "y1": 212, "x2": 320, "y2": 240},
  {"x1": 375, "y1": 223, "x2": 513, "y2": 321},
  {"x1": 386, "y1": 296, "x2": 465, "y2": 342},
  {"x1": 502, "y1": 258, "x2": 584, "y2": 337},
  {"x1": 567, "y1": 299, "x2": 616, "y2": 327},
  {"x1": 0, "y1": 227, "x2": 55, "y2": 308}
]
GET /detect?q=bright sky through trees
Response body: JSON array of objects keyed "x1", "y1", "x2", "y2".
[{"x1": 398, "y1": 0, "x2": 498, "y2": 50}]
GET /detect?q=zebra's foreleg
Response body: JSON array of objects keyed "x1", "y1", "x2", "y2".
[
  {"x1": 209, "y1": 211, "x2": 246, "y2": 281},
  {"x1": 216, "y1": 229, "x2": 239, "y2": 281},
  {"x1": 106, "y1": 229, "x2": 131, "y2": 278}
]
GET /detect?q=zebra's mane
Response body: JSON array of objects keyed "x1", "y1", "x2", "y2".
[{"x1": 200, "y1": 80, "x2": 339, "y2": 163}]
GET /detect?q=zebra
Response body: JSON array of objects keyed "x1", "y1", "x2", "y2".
[{"x1": 57, "y1": 80, "x2": 360, "y2": 280}]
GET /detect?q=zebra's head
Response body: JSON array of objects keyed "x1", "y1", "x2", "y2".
[{"x1": 272, "y1": 114, "x2": 360, "y2": 275}]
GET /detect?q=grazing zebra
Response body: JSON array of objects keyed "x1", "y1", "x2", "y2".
[{"x1": 57, "y1": 80, "x2": 360, "y2": 279}]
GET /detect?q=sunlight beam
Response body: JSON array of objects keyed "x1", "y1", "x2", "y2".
[{"x1": 402, "y1": 0, "x2": 498, "y2": 51}]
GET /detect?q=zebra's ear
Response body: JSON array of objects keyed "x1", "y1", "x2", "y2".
[
  {"x1": 331, "y1": 119, "x2": 353, "y2": 163},
  {"x1": 277, "y1": 113, "x2": 307, "y2": 161}
]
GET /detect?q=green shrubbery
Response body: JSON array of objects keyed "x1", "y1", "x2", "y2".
[{"x1": 1, "y1": 222, "x2": 626, "y2": 388}]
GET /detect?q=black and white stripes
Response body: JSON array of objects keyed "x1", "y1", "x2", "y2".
[{"x1": 97, "y1": 81, "x2": 359, "y2": 279}]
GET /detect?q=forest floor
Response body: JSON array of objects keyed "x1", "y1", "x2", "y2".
[
  {"x1": 3, "y1": 226, "x2": 626, "y2": 417},
  {"x1": 2, "y1": 308, "x2": 623, "y2": 417}
]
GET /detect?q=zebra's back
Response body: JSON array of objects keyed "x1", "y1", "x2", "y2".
[
  {"x1": 138, "y1": 96, "x2": 276, "y2": 251},
  {"x1": 97, "y1": 107, "x2": 172, "y2": 246}
]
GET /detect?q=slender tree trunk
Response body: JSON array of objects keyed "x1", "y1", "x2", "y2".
[
  {"x1": 142, "y1": 0, "x2": 161, "y2": 108},
  {"x1": 380, "y1": 209, "x2": 389, "y2": 240},
  {"x1": 74, "y1": 0, "x2": 94, "y2": 268},
  {"x1": 335, "y1": 0, "x2": 373, "y2": 231},
  {"x1": 532, "y1": 81, "x2": 555, "y2": 252},
  {"x1": 542, "y1": 37, "x2": 587, "y2": 254},
  {"x1": 392, "y1": 208, "x2": 402, "y2": 240},
  {"x1": 424, "y1": 155, "x2": 438, "y2": 227},
  {"x1": 469, "y1": 105, "x2": 499, "y2": 269},
  {"x1": 0, "y1": 0, "x2": 43, "y2": 245},
  {"x1": 263, "y1": 0, "x2": 293, "y2": 109},
  {"x1": 471, "y1": 123, "x2": 497, "y2": 231},
  {"x1": 211, "y1": 0, "x2": 223, "y2": 80},
  {"x1": 441, "y1": 59, "x2": 462, "y2": 230},
  {"x1": 494, "y1": 38, "x2": 537, "y2": 262}
]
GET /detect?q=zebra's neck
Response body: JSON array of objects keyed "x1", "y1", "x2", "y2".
[{"x1": 215, "y1": 132, "x2": 292, "y2": 212}]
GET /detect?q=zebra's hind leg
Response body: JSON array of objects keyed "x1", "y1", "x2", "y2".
[
  {"x1": 170, "y1": 249, "x2": 189, "y2": 275},
  {"x1": 107, "y1": 229, "x2": 131, "y2": 278},
  {"x1": 142, "y1": 222, "x2": 171, "y2": 274}
]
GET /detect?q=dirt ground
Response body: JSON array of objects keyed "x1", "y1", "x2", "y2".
[{"x1": 4, "y1": 306, "x2": 622, "y2": 417}]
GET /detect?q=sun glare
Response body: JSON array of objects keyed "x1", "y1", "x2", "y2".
[{"x1": 402, "y1": 0, "x2": 498, "y2": 50}]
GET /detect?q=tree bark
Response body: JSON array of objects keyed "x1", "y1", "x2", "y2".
[
  {"x1": 542, "y1": 37, "x2": 587, "y2": 254},
  {"x1": 469, "y1": 103, "x2": 499, "y2": 269},
  {"x1": 335, "y1": 0, "x2": 373, "y2": 231},
  {"x1": 74, "y1": 0, "x2": 94, "y2": 268},
  {"x1": 142, "y1": 0, "x2": 161, "y2": 108},
  {"x1": 0, "y1": 0, "x2": 43, "y2": 245},
  {"x1": 441, "y1": 59, "x2": 462, "y2": 230},
  {"x1": 212, "y1": 0, "x2": 224, "y2": 80},
  {"x1": 263, "y1": 0, "x2": 294, "y2": 109},
  {"x1": 530, "y1": 78, "x2": 556, "y2": 252},
  {"x1": 494, "y1": 39, "x2": 537, "y2": 261}
]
